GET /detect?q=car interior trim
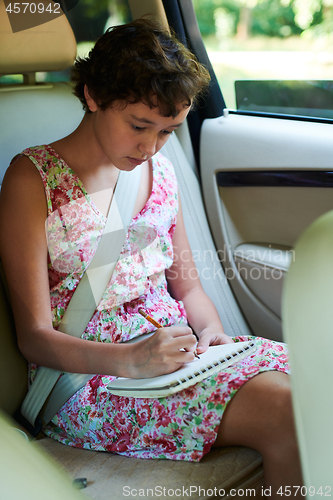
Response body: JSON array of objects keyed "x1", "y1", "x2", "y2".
[
  {"x1": 229, "y1": 109, "x2": 333, "y2": 125},
  {"x1": 216, "y1": 170, "x2": 333, "y2": 188}
]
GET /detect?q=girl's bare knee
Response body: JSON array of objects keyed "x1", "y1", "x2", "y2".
[{"x1": 257, "y1": 374, "x2": 298, "y2": 456}]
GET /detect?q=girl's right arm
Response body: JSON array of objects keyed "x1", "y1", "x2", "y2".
[{"x1": 0, "y1": 157, "x2": 195, "y2": 378}]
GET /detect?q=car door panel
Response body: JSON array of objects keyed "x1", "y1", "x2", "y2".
[
  {"x1": 234, "y1": 242, "x2": 292, "y2": 318},
  {"x1": 200, "y1": 113, "x2": 333, "y2": 341}
]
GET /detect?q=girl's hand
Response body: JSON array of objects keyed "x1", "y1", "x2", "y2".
[
  {"x1": 196, "y1": 327, "x2": 234, "y2": 355},
  {"x1": 127, "y1": 326, "x2": 197, "y2": 379}
]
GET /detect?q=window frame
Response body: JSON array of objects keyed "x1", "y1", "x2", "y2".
[{"x1": 165, "y1": 0, "x2": 333, "y2": 153}]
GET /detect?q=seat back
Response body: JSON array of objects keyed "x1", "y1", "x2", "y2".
[
  {"x1": 0, "y1": 83, "x2": 84, "y2": 187},
  {"x1": 0, "y1": 3, "x2": 82, "y2": 415},
  {"x1": 282, "y1": 209, "x2": 333, "y2": 489},
  {"x1": 0, "y1": 0, "x2": 82, "y2": 186}
]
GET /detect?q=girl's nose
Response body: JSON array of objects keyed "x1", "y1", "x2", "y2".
[{"x1": 139, "y1": 135, "x2": 157, "y2": 157}]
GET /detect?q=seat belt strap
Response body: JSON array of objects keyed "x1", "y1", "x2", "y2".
[{"x1": 20, "y1": 166, "x2": 142, "y2": 428}]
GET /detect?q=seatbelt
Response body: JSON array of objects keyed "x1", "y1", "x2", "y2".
[{"x1": 20, "y1": 165, "x2": 142, "y2": 431}]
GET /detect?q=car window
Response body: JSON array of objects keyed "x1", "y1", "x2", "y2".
[{"x1": 192, "y1": 0, "x2": 333, "y2": 120}]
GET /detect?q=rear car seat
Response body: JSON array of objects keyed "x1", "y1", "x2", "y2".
[{"x1": 0, "y1": 3, "x2": 264, "y2": 498}]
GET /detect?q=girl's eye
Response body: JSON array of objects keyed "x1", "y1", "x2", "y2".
[
  {"x1": 161, "y1": 130, "x2": 172, "y2": 136},
  {"x1": 132, "y1": 124, "x2": 145, "y2": 131}
]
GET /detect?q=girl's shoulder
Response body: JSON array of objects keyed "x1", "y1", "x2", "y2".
[
  {"x1": 3, "y1": 145, "x2": 55, "y2": 196},
  {"x1": 17, "y1": 144, "x2": 66, "y2": 175},
  {"x1": 12, "y1": 145, "x2": 83, "y2": 215}
]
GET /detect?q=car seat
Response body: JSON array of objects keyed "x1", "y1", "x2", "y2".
[
  {"x1": 0, "y1": 409, "x2": 86, "y2": 499},
  {"x1": 0, "y1": 2, "x2": 263, "y2": 498},
  {"x1": 282, "y1": 209, "x2": 333, "y2": 490}
]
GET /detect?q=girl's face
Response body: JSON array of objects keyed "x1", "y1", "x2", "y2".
[{"x1": 85, "y1": 87, "x2": 191, "y2": 171}]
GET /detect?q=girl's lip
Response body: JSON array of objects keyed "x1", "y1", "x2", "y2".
[{"x1": 127, "y1": 157, "x2": 146, "y2": 166}]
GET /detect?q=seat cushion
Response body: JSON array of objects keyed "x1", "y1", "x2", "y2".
[{"x1": 38, "y1": 437, "x2": 263, "y2": 499}]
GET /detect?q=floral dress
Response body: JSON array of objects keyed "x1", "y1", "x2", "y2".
[{"x1": 20, "y1": 145, "x2": 290, "y2": 462}]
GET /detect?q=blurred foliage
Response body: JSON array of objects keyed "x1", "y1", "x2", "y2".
[
  {"x1": 74, "y1": 0, "x2": 130, "y2": 20},
  {"x1": 65, "y1": 0, "x2": 131, "y2": 42},
  {"x1": 63, "y1": 0, "x2": 333, "y2": 46},
  {"x1": 251, "y1": 1, "x2": 303, "y2": 37},
  {"x1": 192, "y1": 0, "x2": 332, "y2": 42}
]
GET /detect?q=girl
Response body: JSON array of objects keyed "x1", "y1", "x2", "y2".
[{"x1": 0, "y1": 19, "x2": 302, "y2": 496}]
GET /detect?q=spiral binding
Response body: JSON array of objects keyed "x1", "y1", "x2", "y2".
[{"x1": 177, "y1": 342, "x2": 254, "y2": 385}]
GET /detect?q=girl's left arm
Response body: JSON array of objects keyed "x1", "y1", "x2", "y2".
[{"x1": 166, "y1": 195, "x2": 234, "y2": 354}]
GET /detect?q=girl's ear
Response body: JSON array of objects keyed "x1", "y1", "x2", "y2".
[{"x1": 84, "y1": 84, "x2": 98, "y2": 112}]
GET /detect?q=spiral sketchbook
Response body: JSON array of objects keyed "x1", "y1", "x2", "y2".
[{"x1": 107, "y1": 340, "x2": 256, "y2": 398}]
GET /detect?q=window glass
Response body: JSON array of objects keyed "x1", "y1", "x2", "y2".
[
  {"x1": 192, "y1": 0, "x2": 333, "y2": 119},
  {"x1": 36, "y1": 0, "x2": 132, "y2": 83}
]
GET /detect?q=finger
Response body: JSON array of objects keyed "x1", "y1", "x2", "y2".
[
  {"x1": 151, "y1": 328, "x2": 196, "y2": 353},
  {"x1": 173, "y1": 333, "x2": 197, "y2": 352},
  {"x1": 196, "y1": 339, "x2": 210, "y2": 354},
  {"x1": 170, "y1": 349, "x2": 196, "y2": 364},
  {"x1": 167, "y1": 325, "x2": 194, "y2": 338},
  {"x1": 210, "y1": 335, "x2": 234, "y2": 346},
  {"x1": 197, "y1": 334, "x2": 234, "y2": 353},
  {"x1": 195, "y1": 330, "x2": 212, "y2": 353}
]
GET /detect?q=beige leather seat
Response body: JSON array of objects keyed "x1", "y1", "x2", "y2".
[
  {"x1": 282, "y1": 209, "x2": 333, "y2": 490},
  {"x1": 0, "y1": 410, "x2": 86, "y2": 500},
  {"x1": 0, "y1": 2, "x2": 263, "y2": 498}
]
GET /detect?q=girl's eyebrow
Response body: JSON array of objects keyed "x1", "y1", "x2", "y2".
[{"x1": 129, "y1": 114, "x2": 184, "y2": 128}]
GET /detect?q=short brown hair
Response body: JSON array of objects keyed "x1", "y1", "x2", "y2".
[{"x1": 71, "y1": 18, "x2": 211, "y2": 117}]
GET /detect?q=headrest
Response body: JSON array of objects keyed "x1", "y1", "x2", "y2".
[{"x1": 0, "y1": 0, "x2": 76, "y2": 75}]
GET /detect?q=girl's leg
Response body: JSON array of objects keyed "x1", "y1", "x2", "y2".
[{"x1": 213, "y1": 371, "x2": 303, "y2": 498}]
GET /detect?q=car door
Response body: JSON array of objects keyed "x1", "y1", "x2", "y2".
[
  {"x1": 175, "y1": 0, "x2": 333, "y2": 342},
  {"x1": 200, "y1": 112, "x2": 333, "y2": 341}
]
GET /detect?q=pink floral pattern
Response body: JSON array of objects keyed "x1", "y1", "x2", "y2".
[{"x1": 21, "y1": 145, "x2": 290, "y2": 462}]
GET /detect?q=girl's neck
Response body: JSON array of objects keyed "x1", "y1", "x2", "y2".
[
  {"x1": 50, "y1": 114, "x2": 120, "y2": 203},
  {"x1": 50, "y1": 113, "x2": 117, "y2": 176}
]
